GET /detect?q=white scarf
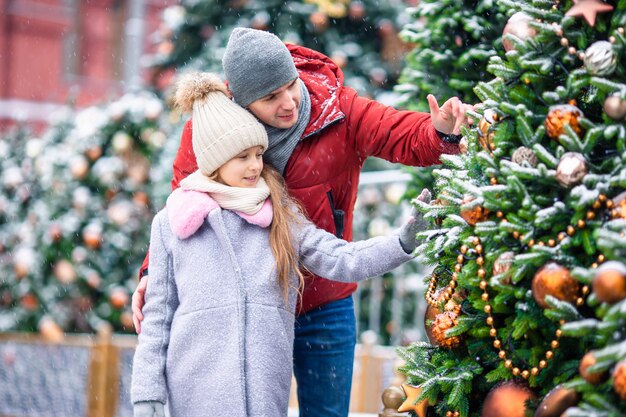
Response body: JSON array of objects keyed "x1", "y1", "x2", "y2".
[{"x1": 179, "y1": 170, "x2": 270, "y2": 215}]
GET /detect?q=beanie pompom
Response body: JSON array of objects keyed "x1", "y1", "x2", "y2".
[{"x1": 175, "y1": 72, "x2": 229, "y2": 112}]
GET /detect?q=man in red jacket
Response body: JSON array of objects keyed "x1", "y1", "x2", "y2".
[{"x1": 133, "y1": 28, "x2": 470, "y2": 417}]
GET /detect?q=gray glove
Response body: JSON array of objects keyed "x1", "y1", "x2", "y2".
[
  {"x1": 134, "y1": 401, "x2": 165, "y2": 417},
  {"x1": 399, "y1": 188, "x2": 432, "y2": 253}
]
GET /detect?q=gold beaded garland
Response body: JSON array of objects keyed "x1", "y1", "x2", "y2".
[{"x1": 466, "y1": 232, "x2": 600, "y2": 379}]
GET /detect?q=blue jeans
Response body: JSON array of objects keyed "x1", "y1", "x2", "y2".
[{"x1": 293, "y1": 296, "x2": 356, "y2": 417}]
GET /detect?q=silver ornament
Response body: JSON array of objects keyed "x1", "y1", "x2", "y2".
[
  {"x1": 556, "y1": 152, "x2": 588, "y2": 188},
  {"x1": 511, "y1": 146, "x2": 538, "y2": 167},
  {"x1": 502, "y1": 12, "x2": 537, "y2": 52},
  {"x1": 584, "y1": 41, "x2": 617, "y2": 76}
]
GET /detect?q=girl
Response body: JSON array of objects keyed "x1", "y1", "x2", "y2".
[{"x1": 131, "y1": 73, "x2": 428, "y2": 417}]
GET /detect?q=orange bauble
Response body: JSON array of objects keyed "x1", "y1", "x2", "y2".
[
  {"x1": 531, "y1": 262, "x2": 580, "y2": 308},
  {"x1": 20, "y1": 293, "x2": 39, "y2": 311},
  {"x1": 612, "y1": 360, "x2": 626, "y2": 400},
  {"x1": 545, "y1": 104, "x2": 584, "y2": 140},
  {"x1": 579, "y1": 352, "x2": 608, "y2": 385},
  {"x1": 82, "y1": 227, "x2": 102, "y2": 250},
  {"x1": 309, "y1": 12, "x2": 329, "y2": 32},
  {"x1": 593, "y1": 261, "x2": 626, "y2": 304},
  {"x1": 460, "y1": 195, "x2": 490, "y2": 226},
  {"x1": 534, "y1": 384, "x2": 579, "y2": 417},
  {"x1": 481, "y1": 381, "x2": 536, "y2": 417},
  {"x1": 110, "y1": 288, "x2": 130, "y2": 309},
  {"x1": 39, "y1": 316, "x2": 64, "y2": 343},
  {"x1": 53, "y1": 259, "x2": 77, "y2": 284}
]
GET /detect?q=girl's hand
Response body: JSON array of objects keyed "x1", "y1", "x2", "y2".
[{"x1": 399, "y1": 189, "x2": 432, "y2": 253}]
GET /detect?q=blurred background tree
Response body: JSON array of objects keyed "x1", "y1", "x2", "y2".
[
  {"x1": 146, "y1": 0, "x2": 414, "y2": 103},
  {"x1": 0, "y1": 93, "x2": 169, "y2": 336},
  {"x1": 397, "y1": 0, "x2": 626, "y2": 416}
]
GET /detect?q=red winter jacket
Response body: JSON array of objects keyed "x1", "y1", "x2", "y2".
[{"x1": 140, "y1": 44, "x2": 458, "y2": 313}]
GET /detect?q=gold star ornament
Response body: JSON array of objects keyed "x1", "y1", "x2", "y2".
[
  {"x1": 565, "y1": 0, "x2": 614, "y2": 27},
  {"x1": 397, "y1": 383, "x2": 429, "y2": 416}
]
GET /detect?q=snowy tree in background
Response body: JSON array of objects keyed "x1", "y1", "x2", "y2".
[
  {"x1": 0, "y1": 93, "x2": 169, "y2": 336},
  {"x1": 396, "y1": 0, "x2": 626, "y2": 416},
  {"x1": 395, "y1": 0, "x2": 508, "y2": 112},
  {"x1": 146, "y1": 0, "x2": 413, "y2": 102}
]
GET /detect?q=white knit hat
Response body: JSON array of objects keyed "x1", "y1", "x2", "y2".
[{"x1": 174, "y1": 72, "x2": 268, "y2": 176}]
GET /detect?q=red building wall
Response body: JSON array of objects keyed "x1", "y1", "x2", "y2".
[{"x1": 0, "y1": 0, "x2": 175, "y2": 129}]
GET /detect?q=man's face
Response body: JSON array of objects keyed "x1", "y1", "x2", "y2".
[{"x1": 247, "y1": 79, "x2": 301, "y2": 129}]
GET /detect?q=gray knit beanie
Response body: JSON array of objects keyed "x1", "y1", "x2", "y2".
[
  {"x1": 174, "y1": 72, "x2": 268, "y2": 176},
  {"x1": 222, "y1": 28, "x2": 299, "y2": 107}
]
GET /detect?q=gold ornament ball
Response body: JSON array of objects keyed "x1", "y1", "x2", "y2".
[
  {"x1": 82, "y1": 224, "x2": 102, "y2": 250},
  {"x1": 251, "y1": 12, "x2": 270, "y2": 30},
  {"x1": 603, "y1": 95, "x2": 626, "y2": 120},
  {"x1": 482, "y1": 381, "x2": 536, "y2": 417},
  {"x1": 545, "y1": 104, "x2": 584, "y2": 140},
  {"x1": 70, "y1": 156, "x2": 90, "y2": 179},
  {"x1": 381, "y1": 386, "x2": 404, "y2": 410},
  {"x1": 53, "y1": 259, "x2": 77, "y2": 284},
  {"x1": 120, "y1": 311, "x2": 134, "y2": 330},
  {"x1": 85, "y1": 146, "x2": 102, "y2": 161},
  {"x1": 555, "y1": 152, "x2": 588, "y2": 188},
  {"x1": 112, "y1": 131, "x2": 133, "y2": 155},
  {"x1": 348, "y1": 1, "x2": 366, "y2": 20},
  {"x1": 533, "y1": 384, "x2": 579, "y2": 417},
  {"x1": 612, "y1": 360, "x2": 626, "y2": 401},
  {"x1": 48, "y1": 223, "x2": 63, "y2": 242},
  {"x1": 429, "y1": 311, "x2": 461, "y2": 349},
  {"x1": 579, "y1": 352, "x2": 607, "y2": 385},
  {"x1": 309, "y1": 12, "x2": 329, "y2": 32},
  {"x1": 532, "y1": 262, "x2": 580, "y2": 309},
  {"x1": 133, "y1": 191, "x2": 151, "y2": 207},
  {"x1": 110, "y1": 288, "x2": 130, "y2": 309},
  {"x1": 39, "y1": 316, "x2": 64, "y2": 343},
  {"x1": 86, "y1": 271, "x2": 102, "y2": 289},
  {"x1": 330, "y1": 52, "x2": 348, "y2": 69},
  {"x1": 593, "y1": 261, "x2": 626, "y2": 304},
  {"x1": 502, "y1": 12, "x2": 537, "y2": 52},
  {"x1": 612, "y1": 191, "x2": 626, "y2": 220}
]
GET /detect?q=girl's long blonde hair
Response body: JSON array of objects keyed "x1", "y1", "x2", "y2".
[{"x1": 261, "y1": 165, "x2": 306, "y2": 301}]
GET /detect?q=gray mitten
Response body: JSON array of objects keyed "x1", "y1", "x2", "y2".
[
  {"x1": 399, "y1": 188, "x2": 432, "y2": 253},
  {"x1": 134, "y1": 401, "x2": 165, "y2": 417}
]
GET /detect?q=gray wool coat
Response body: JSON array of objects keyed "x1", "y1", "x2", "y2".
[{"x1": 131, "y1": 189, "x2": 413, "y2": 417}]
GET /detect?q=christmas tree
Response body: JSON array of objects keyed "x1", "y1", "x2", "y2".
[
  {"x1": 396, "y1": 1, "x2": 626, "y2": 416},
  {"x1": 395, "y1": 0, "x2": 508, "y2": 112},
  {"x1": 146, "y1": 0, "x2": 412, "y2": 101},
  {"x1": 0, "y1": 92, "x2": 168, "y2": 336}
]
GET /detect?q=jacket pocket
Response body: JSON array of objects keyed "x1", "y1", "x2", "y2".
[{"x1": 326, "y1": 190, "x2": 345, "y2": 239}]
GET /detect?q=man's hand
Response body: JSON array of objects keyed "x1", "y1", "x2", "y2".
[
  {"x1": 132, "y1": 277, "x2": 148, "y2": 334},
  {"x1": 427, "y1": 94, "x2": 474, "y2": 135}
]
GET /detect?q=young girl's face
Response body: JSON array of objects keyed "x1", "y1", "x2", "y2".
[{"x1": 216, "y1": 146, "x2": 264, "y2": 188}]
